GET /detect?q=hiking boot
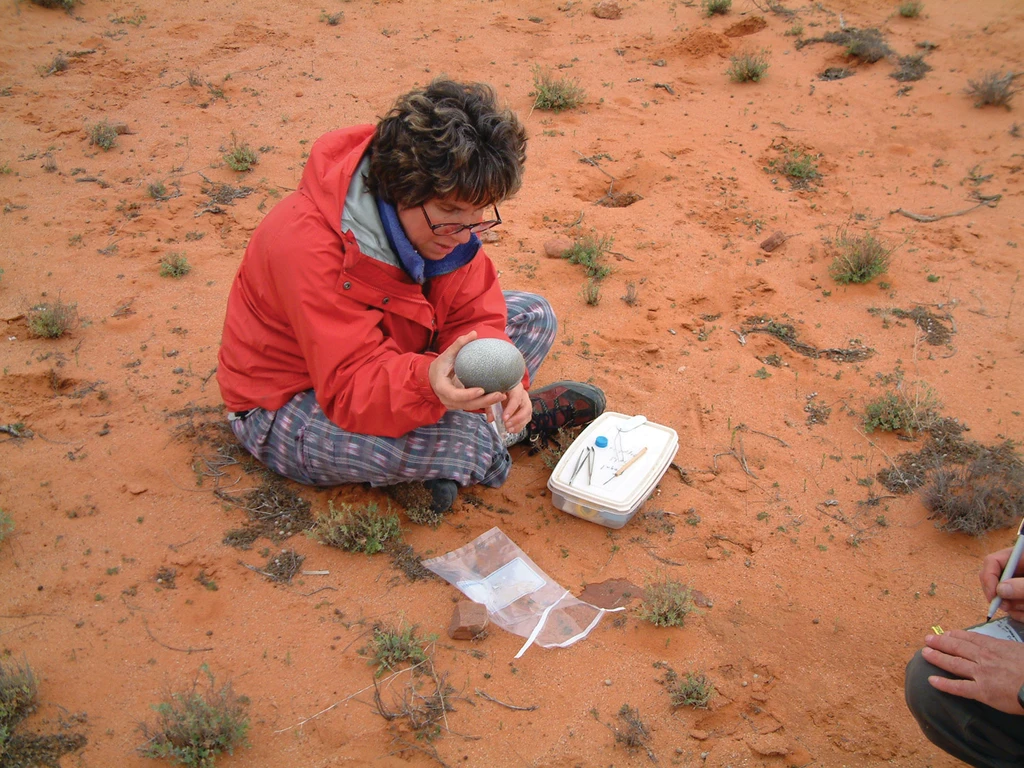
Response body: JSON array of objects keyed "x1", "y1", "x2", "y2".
[
  {"x1": 385, "y1": 478, "x2": 459, "y2": 518},
  {"x1": 525, "y1": 381, "x2": 606, "y2": 445},
  {"x1": 423, "y1": 478, "x2": 459, "y2": 514}
]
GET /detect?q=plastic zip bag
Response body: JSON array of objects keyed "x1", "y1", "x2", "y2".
[{"x1": 422, "y1": 527, "x2": 623, "y2": 658}]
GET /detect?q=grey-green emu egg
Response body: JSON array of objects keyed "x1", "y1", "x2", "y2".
[{"x1": 454, "y1": 338, "x2": 526, "y2": 393}]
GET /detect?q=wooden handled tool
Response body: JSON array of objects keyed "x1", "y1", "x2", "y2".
[{"x1": 604, "y1": 446, "x2": 648, "y2": 484}]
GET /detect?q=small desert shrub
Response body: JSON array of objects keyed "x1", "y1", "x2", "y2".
[
  {"x1": 923, "y1": 443, "x2": 1024, "y2": 536},
  {"x1": 372, "y1": 669, "x2": 455, "y2": 743},
  {"x1": 614, "y1": 704, "x2": 652, "y2": 755},
  {"x1": 621, "y1": 282, "x2": 639, "y2": 306},
  {"x1": 319, "y1": 10, "x2": 343, "y2": 25},
  {"x1": 898, "y1": 1, "x2": 923, "y2": 17},
  {"x1": 892, "y1": 54, "x2": 931, "y2": 82},
  {"x1": 29, "y1": 0, "x2": 76, "y2": 8},
  {"x1": 361, "y1": 624, "x2": 430, "y2": 676},
  {"x1": 636, "y1": 576, "x2": 694, "y2": 627},
  {"x1": 845, "y1": 31, "x2": 890, "y2": 62},
  {"x1": 86, "y1": 120, "x2": 119, "y2": 151},
  {"x1": 531, "y1": 66, "x2": 585, "y2": 112},
  {"x1": 39, "y1": 53, "x2": 69, "y2": 77},
  {"x1": 563, "y1": 232, "x2": 612, "y2": 280},
  {"x1": 828, "y1": 231, "x2": 892, "y2": 284},
  {"x1": 223, "y1": 139, "x2": 258, "y2": 172},
  {"x1": 703, "y1": 0, "x2": 731, "y2": 16},
  {"x1": 0, "y1": 656, "x2": 37, "y2": 749},
  {"x1": 727, "y1": 50, "x2": 770, "y2": 83},
  {"x1": 186, "y1": 70, "x2": 203, "y2": 88},
  {"x1": 784, "y1": 23, "x2": 803, "y2": 36},
  {"x1": 659, "y1": 665, "x2": 714, "y2": 709},
  {"x1": 0, "y1": 510, "x2": 13, "y2": 545},
  {"x1": 672, "y1": 672, "x2": 714, "y2": 708},
  {"x1": 27, "y1": 299, "x2": 77, "y2": 338},
  {"x1": 149, "y1": 181, "x2": 169, "y2": 200},
  {"x1": 159, "y1": 252, "x2": 191, "y2": 278},
  {"x1": 863, "y1": 382, "x2": 940, "y2": 436},
  {"x1": 781, "y1": 151, "x2": 818, "y2": 179},
  {"x1": 824, "y1": 28, "x2": 892, "y2": 63},
  {"x1": 751, "y1": 0, "x2": 794, "y2": 14},
  {"x1": 965, "y1": 71, "x2": 1018, "y2": 109},
  {"x1": 385, "y1": 483, "x2": 444, "y2": 528},
  {"x1": 581, "y1": 278, "x2": 601, "y2": 306},
  {"x1": 768, "y1": 148, "x2": 819, "y2": 184},
  {"x1": 308, "y1": 501, "x2": 401, "y2": 554},
  {"x1": 138, "y1": 665, "x2": 249, "y2": 768}
]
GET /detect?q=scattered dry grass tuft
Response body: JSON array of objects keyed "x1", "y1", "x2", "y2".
[
  {"x1": 531, "y1": 66, "x2": 585, "y2": 112},
  {"x1": 828, "y1": 230, "x2": 893, "y2": 284},
  {"x1": 27, "y1": 298, "x2": 77, "y2": 339},
  {"x1": 29, "y1": 0, "x2": 76, "y2": 9},
  {"x1": 373, "y1": 662, "x2": 454, "y2": 743},
  {"x1": 159, "y1": 252, "x2": 191, "y2": 278},
  {"x1": 863, "y1": 380, "x2": 941, "y2": 437},
  {"x1": 703, "y1": 0, "x2": 731, "y2": 16},
  {"x1": 612, "y1": 704, "x2": 654, "y2": 758},
  {"x1": 965, "y1": 71, "x2": 1018, "y2": 109},
  {"x1": 138, "y1": 665, "x2": 250, "y2": 768},
  {"x1": 654, "y1": 662, "x2": 715, "y2": 709},
  {"x1": 897, "y1": 1, "x2": 923, "y2": 17},
  {"x1": 308, "y1": 501, "x2": 401, "y2": 554},
  {"x1": 892, "y1": 54, "x2": 931, "y2": 82},
  {"x1": 361, "y1": 623, "x2": 431, "y2": 676},
  {"x1": 727, "y1": 50, "x2": 770, "y2": 83},
  {"x1": 636, "y1": 576, "x2": 695, "y2": 627},
  {"x1": 86, "y1": 120, "x2": 120, "y2": 151},
  {"x1": 923, "y1": 443, "x2": 1024, "y2": 536},
  {"x1": 563, "y1": 231, "x2": 612, "y2": 280}
]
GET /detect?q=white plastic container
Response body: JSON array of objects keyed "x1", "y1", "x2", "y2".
[{"x1": 547, "y1": 412, "x2": 679, "y2": 529}]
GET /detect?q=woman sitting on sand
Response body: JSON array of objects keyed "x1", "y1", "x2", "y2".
[{"x1": 216, "y1": 79, "x2": 604, "y2": 512}]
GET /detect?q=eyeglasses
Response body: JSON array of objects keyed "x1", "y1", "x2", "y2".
[{"x1": 420, "y1": 204, "x2": 501, "y2": 236}]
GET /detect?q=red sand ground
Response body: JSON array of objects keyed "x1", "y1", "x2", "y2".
[{"x1": 1, "y1": 0, "x2": 1022, "y2": 765}]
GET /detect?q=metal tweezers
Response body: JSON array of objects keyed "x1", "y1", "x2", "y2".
[{"x1": 569, "y1": 444, "x2": 595, "y2": 486}]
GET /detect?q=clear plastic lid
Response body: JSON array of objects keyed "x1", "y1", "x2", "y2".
[{"x1": 548, "y1": 412, "x2": 679, "y2": 513}]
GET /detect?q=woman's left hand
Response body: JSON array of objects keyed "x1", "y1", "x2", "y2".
[{"x1": 498, "y1": 383, "x2": 532, "y2": 435}]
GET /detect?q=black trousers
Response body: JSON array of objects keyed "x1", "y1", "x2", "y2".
[{"x1": 905, "y1": 650, "x2": 1024, "y2": 767}]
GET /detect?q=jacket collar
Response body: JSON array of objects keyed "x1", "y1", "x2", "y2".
[{"x1": 375, "y1": 198, "x2": 480, "y2": 285}]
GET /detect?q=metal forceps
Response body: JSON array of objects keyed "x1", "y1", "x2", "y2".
[{"x1": 570, "y1": 444, "x2": 596, "y2": 486}]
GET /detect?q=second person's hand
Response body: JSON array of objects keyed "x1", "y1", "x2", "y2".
[{"x1": 981, "y1": 546, "x2": 1024, "y2": 621}]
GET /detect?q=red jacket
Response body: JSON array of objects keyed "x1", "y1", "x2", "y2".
[{"x1": 217, "y1": 125, "x2": 518, "y2": 437}]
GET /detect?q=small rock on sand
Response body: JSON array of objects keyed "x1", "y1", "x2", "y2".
[
  {"x1": 746, "y1": 733, "x2": 790, "y2": 757},
  {"x1": 592, "y1": 1, "x2": 622, "y2": 20},
  {"x1": 760, "y1": 231, "x2": 787, "y2": 252},
  {"x1": 448, "y1": 600, "x2": 488, "y2": 640},
  {"x1": 544, "y1": 237, "x2": 573, "y2": 258}
]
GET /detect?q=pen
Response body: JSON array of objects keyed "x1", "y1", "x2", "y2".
[
  {"x1": 603, "y1": 446, "x2": 648, "y2": 485},
  {"x1": 986, "y1": 517, "x2": 1024, "y2": 621}
]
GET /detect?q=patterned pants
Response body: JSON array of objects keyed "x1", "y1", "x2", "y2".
[{"x1": 229, "y1": 291, "x2": 556, "y2": 488}]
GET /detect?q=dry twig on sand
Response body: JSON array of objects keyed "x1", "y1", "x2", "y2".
[{"x1": 892, "y1": 192, "x2": 1001, "y2": 222}]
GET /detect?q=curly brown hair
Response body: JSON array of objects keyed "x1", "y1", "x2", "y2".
[{"x1": 367, "y1": 79, "x2": 527, "y2": 209}]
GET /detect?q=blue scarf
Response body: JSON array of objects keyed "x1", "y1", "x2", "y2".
[{"x1": 376, "y1": 198, "x2": 480, "y2": 284}]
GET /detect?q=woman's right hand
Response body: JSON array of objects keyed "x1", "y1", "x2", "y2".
[
  {"x1": 981, "y1": 547, "x2": 1024, "y2": 621},
  {"x1": 428, "y1": 331, "x2": 504, "y2": 413}
]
